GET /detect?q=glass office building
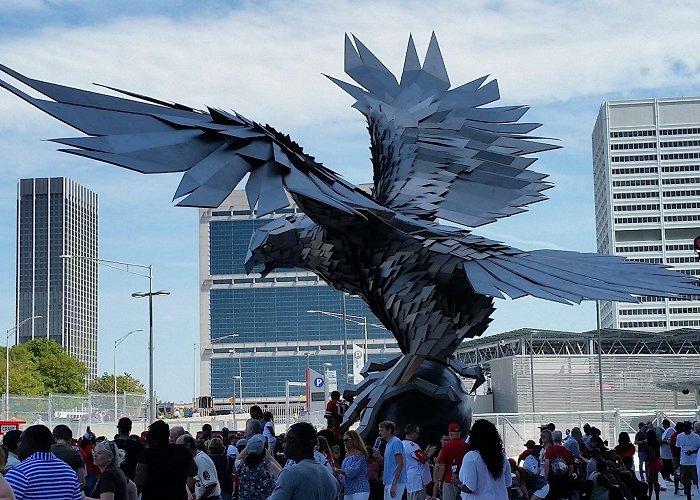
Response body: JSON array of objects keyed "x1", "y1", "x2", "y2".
[
  {"x1": 16, "y1": 177, "x2": 99, "y2": 380},
  {"x1": 199, "y1": 190, "x2": 400, "y2": 401}
]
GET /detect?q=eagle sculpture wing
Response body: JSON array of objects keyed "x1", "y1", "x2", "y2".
[
  {"x1": 329, "y1": 33, "x2": 557, "y2": 228},
  {"x1": 0, "y1": 63, "x2": 384, "y2": 222}
]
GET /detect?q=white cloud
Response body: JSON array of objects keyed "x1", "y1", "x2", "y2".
[{"x1": 1, "y1": 0, "x2": 698, "y2": 400}]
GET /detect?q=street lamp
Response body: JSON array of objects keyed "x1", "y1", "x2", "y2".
[
  {"x1": 132, "y1": 289, "x2": 170, "y2": 422},
  {"x1": 114, "y1": 329, "x2": 144, "y2": 421},
  {"x1": 6, "y1": 315, "x2": 42, "y2": 419},
  {"x1": 61, "y1": 254, "x2": 169, "y2": 424},
  {"x1": 232, "y1": 375, "x2": 243, "y2": 413}
]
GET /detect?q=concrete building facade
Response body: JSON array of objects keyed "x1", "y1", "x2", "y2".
[
  {"x1": 16, "y1": 177, "x2": 99, "y2": 379},
  {"x1": 592, "y1": 98, "x2": 700, "y2": 331}
]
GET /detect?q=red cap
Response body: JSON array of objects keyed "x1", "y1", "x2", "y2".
[
  {"x1": 448, "y1": 423, "x2": 461, "y2": 432},
  {"x1": 524, "y1": 439, "x2": 536, "y2": 447}
]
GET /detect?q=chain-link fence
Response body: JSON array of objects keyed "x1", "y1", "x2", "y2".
[
  {"x1": 474, "y1": 407, "x2": 700, "y2": 459},
  {"x1": 4, "y1": 392, "x2": 147, "y2": 437}
]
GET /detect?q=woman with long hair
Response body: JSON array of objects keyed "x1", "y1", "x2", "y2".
[
  {"x1": 316, "y1": 435, "x2": 336, "y2": 469},
  {"x1": 236, "y1": 434, "x2": 282, "y2": 500},
  {"x1": 262, "y1": 411, "x2": 277, "y2": 451},
  {"x1": 645, "y1": 429, "x2": 662, "y2": 500},
  {"x1": 335, "y1": 430, "x2": 370, "y2": 500},
  {"x1": 451, "y1": 419, "x2": 511, "y2": 499},
  {"x1": 84, "y1": 440, "x2": 136, "y2": 500},
  {"x1": 614, "y1": 432, "x2": 636, "y2": 473}
]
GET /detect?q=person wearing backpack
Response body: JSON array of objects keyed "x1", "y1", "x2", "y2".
[{"x1": 544, "y1": 431, "x2": 574, "y2": 500}]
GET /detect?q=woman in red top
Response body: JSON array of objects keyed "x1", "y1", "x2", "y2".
[{"x1": 614, "y1": 432, "x2": 636, "y2": 473}]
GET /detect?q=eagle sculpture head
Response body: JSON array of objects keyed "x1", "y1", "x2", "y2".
[{"x1": 244, "y1": 215, "x2": 313, "y2": 276}]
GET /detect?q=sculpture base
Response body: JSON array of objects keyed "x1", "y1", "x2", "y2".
[{"x1": 364, "y1": 358, "x2": 473, "y2": 447}]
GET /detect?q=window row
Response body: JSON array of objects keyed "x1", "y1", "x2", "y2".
[
  {"x1": 610, "y1": 142, "x2": 656, "y2": 150},
  {"x1": 662, "y1": 165, "x2": 700, "y2": 173},
  {"x1": 664, "y1": 214, "x2": 700, "y2": 222},
  {"x1": 664, "y1": 202, "x2": 700, "y2": 210},
  {"x1": 660, "y1": 140, "x2": 700, "y2": 148},
  {"x1": 661, "y1": 152, "x2": 700, "y2": 160},
  {"x1": 611, "y1": 154, "x2": 657, "y2": 163},
  {"x1": 666, "y1": 244, "x2": 694, "y2": 251},
  {"x1": 669, "y1": 307, "x2": 700, "y2": 314},
  {"x1": 610, "y1": 130, "x2": 656, "y2": 138},
  {"x1": 666, "y1": 257, "x2": 699, "y2": 263},
  {"x1": 614, "y1": 216, "x2": 660, "y2": 224},
  {"x1": 627, "y1": 257, "x2": 663, "y2": 264},
  {"x1": 619, "y1": 321, "x2": 666, "y2": 328},
  {"x1": 659, "y1": 127, "x2": 700, "y2": 136},
  {"x1": 662, "y1": 177, "x2": 700, "y2": 185},
  {"x1": 612, "y1": 179, "x2": 658, "y2": 187},
  {"x1": 613, "y1": 191, "x2": 658, "y2": 200},
  {"x1": 611, "y1": 166, "x2": 658, "y2": 175},
  {"x1": 613, "y1": 204, "x2": 659, "y2": 212},
  {"x1": 670, "y1": 320, "x2": 700, "y2": 327},
  {"x1": 619, "y1": 308, "x2": 665, "y2": 316},
  {"x1": 663, "y1": 189, "x2": 700, "y2": 198},
  {"x1": 615, "y1": 245, "x2": 662, "y2": 253}
]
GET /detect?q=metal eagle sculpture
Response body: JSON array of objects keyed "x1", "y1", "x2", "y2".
[{"x1": 1, "y1": 34, "x2": 696, "y2": 440}]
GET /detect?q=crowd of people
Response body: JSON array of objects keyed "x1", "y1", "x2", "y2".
[{"x1": 0, "y1": 402, "x2": 697, "y2": 500}]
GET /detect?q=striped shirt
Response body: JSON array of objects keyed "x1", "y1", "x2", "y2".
[{"x1": 6, "y1": 451, "x2": 82, "y2": 500}]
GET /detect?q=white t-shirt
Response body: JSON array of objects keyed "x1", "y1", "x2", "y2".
[
  {"x1": 263, "y1": 421, "x2": 277, "y2": 450},
  {"x1": 675, "y1": 432, "x2": 700, "y2": 466},
  {"x1": 660, "y1": 427, "x2": 674, "y2": 460},
  {"x1": 402, "y1": 439, "x2": 430, "y2": 493},
  {"x1": 458, "y1": 450, "x2": 511, "y2": 500},
  {"x1": 194, "y1": 450, "x2": 222, "y2": 498},
  {"x1": 227, "y1": 444, "x2": 239, "y2": 457}
]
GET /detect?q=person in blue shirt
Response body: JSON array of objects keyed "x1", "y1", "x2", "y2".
[{"x1": 376, "y1": 421, "x2": 406, "y2": 500}]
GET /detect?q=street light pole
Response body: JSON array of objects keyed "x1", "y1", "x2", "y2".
[
  {"x1": 114, "y1": 329, "x2": 143, "y2": 421},
  {"x1": 6, "y1": 315, "x2": 41, "y2": 419},
  {"x1": 341, "y1": 294, "x2": 348, "y2": 386},
  {"x1": 132, "y1": 272, "x2": 170, "y2": 423},
  {"x1": 61, "y1": 255, "x2": 168, "y2": 424},
  {"x1": 596, "y1": 301, "x2": 604, "y2": 411}
]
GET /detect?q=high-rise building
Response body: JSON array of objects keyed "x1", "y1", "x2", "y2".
[
  {"x1": 592, "y1": 98, "x2": 700, "y2": 331},
  {"x1": 199, "y1": 190, "x2": 400, "y2": 402},
  {"x1": 16, "y1": 177, "x2": 99, "y2": 379}
]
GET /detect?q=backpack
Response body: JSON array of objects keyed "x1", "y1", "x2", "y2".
[{"x1": 550, "y1": 454, "x2": 569, "y2": 476}]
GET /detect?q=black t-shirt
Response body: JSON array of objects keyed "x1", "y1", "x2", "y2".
[
  {"x1": 91, "y1": 467, "x2": 129, "y2": 500},
  {"x1": 115, "y1": 437, "x2": 145, "y2": 481},
  {"x1": 138, "y1": 443, "x2": 194, "y2": 500},
  {"x1": 209, "y1": 453, "x2": 233, "y2": 494}
]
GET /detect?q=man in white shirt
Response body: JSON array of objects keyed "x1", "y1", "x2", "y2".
[
  {"x1": 402, "y1": 424, "x2": 436, "y2": 500},
  {"x1": 660, "y1": 419, "x2": 675, "y2": 481},
  {"x1": 675, "y1": 421, "x2": 700, "y2": 500},
  {"x1": 177, "y1": 434, "x2": 222, "y2": 500}
]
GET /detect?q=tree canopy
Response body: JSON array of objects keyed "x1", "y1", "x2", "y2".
[
  {"x1": 89, "y1": 373, "x2": 145, "y2": 394},
  {"x1": 0, "y1": 338, "x2": 88, "y2": 395}
]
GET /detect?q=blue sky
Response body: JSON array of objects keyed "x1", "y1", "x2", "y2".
[{"x1": 1, "y1": 0, "x2": 699, "y2": 402}]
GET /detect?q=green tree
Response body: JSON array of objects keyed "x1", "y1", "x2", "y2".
[
  {"x1": 0, "y1": 346, "x2": 45, "y2": 395},
  {"x1": 22, "y1": 339, "x2": 88, "y2": 394},
  {"x1": 89, "y1": 373, "x2": 145, "y2": 394}
]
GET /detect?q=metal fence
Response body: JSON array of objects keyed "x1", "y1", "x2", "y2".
[
  {"x1": 474, "y1": 407, "x2": 700, "y2": 459},
  {"x1": 4, "y1": 392, "x2": 147, "y2": 437}
]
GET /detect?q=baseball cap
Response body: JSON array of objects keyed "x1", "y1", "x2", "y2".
[
  {"x1": 524, "y1": 439, "x2": 536, "y2": 447},
  {"x1": 246, "y1": 434, "x2": 265, "y2": 455},
  {"x1": 448, "y1": 423, "x2": 461, "y2": 433},
  {"x1": 236, "y1": 438, "x2": 247, "y2": 448}
]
